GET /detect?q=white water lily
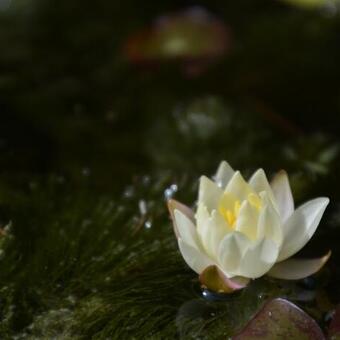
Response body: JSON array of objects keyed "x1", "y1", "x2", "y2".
[{"x1": 168, "y1": 161, "x2": 331, "y2": 293}]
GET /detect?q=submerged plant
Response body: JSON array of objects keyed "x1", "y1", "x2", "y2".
[{"x1": 168, "y1": 161, "x2": 331, "y2": 293}]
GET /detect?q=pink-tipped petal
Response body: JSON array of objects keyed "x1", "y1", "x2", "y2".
[
  {"x1": 199, "y1": 265, "x2": 249, "y2": 293},
  {"x1": 268, "y1": 251, "x2": 331, "y2": 280},
  {"x1": 168, "y1": 199, "x2": 195, "y2": 238},
  {"x1": 174, "y1": 209, "x2": 201, "y2": 250}
]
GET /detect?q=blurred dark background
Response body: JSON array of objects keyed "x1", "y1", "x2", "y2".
[{"x1": 0, "y1": 0, "x2": 339, "y2": 191}]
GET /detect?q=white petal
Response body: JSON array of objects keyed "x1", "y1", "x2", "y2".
[
  {"x1": 215, "y1": 161, "x2": 235, "y2": 189},
  {"x1": 196, "y1": 205, "x2": 231, "y2": 259},
  {"x1": 239, "y1": 238, "x2": 279, "y2": 278},
  {"x1": 218, "y1": 232, "x2": 250, "y2": 275},
  {"x1": 278, "y1": 197, "x2": 329, "y2": 261},
  {"x1": 249, "y1": 169, "x2": 276, "y2": 208},
  {"x1": 196, "y1": 203, "x2": 210, "y2": 236},
  {"x1": 235, "y1": 201, "x2": 259, "y2": 240},
  {"x1": 271, "y1": 170, "x2": 294, "y2": 223},
  {"x1": 178, "y1": 239, "x2": 215, "y2": 274},
  {"x1": 168, "y1": 199, "x2": 195, "y2": 238},
  {"x1": 198, "y1": 176, "x2": 223, "y2": 212},
  {"x1": 174, "y1": 209, "x2": 201, "y2": 250},
  {"x1": 225, "y1": 171, "x2": 253, "y2": 201},
  {"x1": 268, "y1": 251, "x2": 331, "y2": 280},
  {"x1": 219, "y1": 192, "x2": 239, "y2": 213},
  {"x1": 257, "y1": 201, "x2": 283, "y2": 246}
]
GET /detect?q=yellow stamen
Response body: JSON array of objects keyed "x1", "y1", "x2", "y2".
[{"x1": 219, "y1": 200, "x2": 241, "y2": 228}]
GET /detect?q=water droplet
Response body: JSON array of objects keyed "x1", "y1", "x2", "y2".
[
  {"x1": 144, "y1": 220, "x2": 152, "y2": 229},
  {"x1": 202, "y1": 288, "x2": 239, "y2": 301},
  {"x1": 164, "y1": 183, "x2": 178, "y2": 200}
]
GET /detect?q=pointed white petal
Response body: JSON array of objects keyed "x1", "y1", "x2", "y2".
[
  {"x1": 198, "y1": 176, "x2": 223, "y2": 212},
  {"x1": 278, "y1": 197, "x2": 329, "y2": 261},
  {"x1": 249, "y1": 169, "x2": 276, "y2": 208},
  {"x1": 168, "y1": 199, "x2": 195, "y2": 238},
  {"x1": 218, "y1": 232, "x2": 250, "y2": 275},
  {"x1": 225, "y1": 171, "x2": 253, "y2": 201},
  {"x1": 257, "y1": 199, "x2": 283, "y2": 246},
  {"x1": 268, "y1": 251, "x2": 331, "y2": 280},
  {"x1": 196, "y1": 204, "x2": 231, "y2": 260},
  {"x1": 215, "y1": 161, "x2": 235, "y2": 189},
  {"x1": 235, "y1": 201, "x2": 259, "y2": 240},
  {"x1": 178, "y1": 239, "x2": 215, "y2": 274},
  {"x1": 239, "y1": 238, "x2": 279, "y2": 278},
  {"x1": 174, "y1": 209, "x2": 201, "y2": 250},
  {"x1": 271, "y1": 170, "x2": 294, "y2": 223}
]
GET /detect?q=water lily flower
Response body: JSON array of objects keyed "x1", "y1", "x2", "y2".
[{"x1": 168, "y1": 161, "x2": 331, "y2": 293}]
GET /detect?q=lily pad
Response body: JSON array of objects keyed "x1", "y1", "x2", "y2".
[
  {"x1": 233, "y1": 298, "x2": 325, "y2": 340},
  {"x1": 329, "y1": 305, "x2": 340, "y2": 339},
  {"x1": 123, "y1": 7, "x2": 230, "y2": 75}
]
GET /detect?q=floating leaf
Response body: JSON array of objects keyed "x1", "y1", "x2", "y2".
[
  {"x1": 233, "y1": 298, "x2": 325, "y2": 340},
  {"x1": 329, "y1": 305, "x2": 340, "y2": 338},
  {"x1": 123, "y1": 7, "x2": 230, "y2": 75}
]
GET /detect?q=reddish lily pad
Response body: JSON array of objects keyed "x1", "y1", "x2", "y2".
[
  {"x1": 233, "y1": 298, "x2": 325, "y2": 340},
  {"x1": 329, "y1": 305, "x2": 340, "y2": 338},
  {"x1": 123, "y1": 7, "x2": 230, "y2": 75}
]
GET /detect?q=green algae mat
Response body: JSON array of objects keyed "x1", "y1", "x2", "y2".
[{"x1": 1, "y1": 1, "x2": 340, "y2": 338}]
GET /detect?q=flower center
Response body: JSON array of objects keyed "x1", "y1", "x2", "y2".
[
  {"x1": 218, "y1": 193, "x2": 262, "y2": 229},
  {"x1": 219, "y1": 200, "x2": 241, "y2": 228}
]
